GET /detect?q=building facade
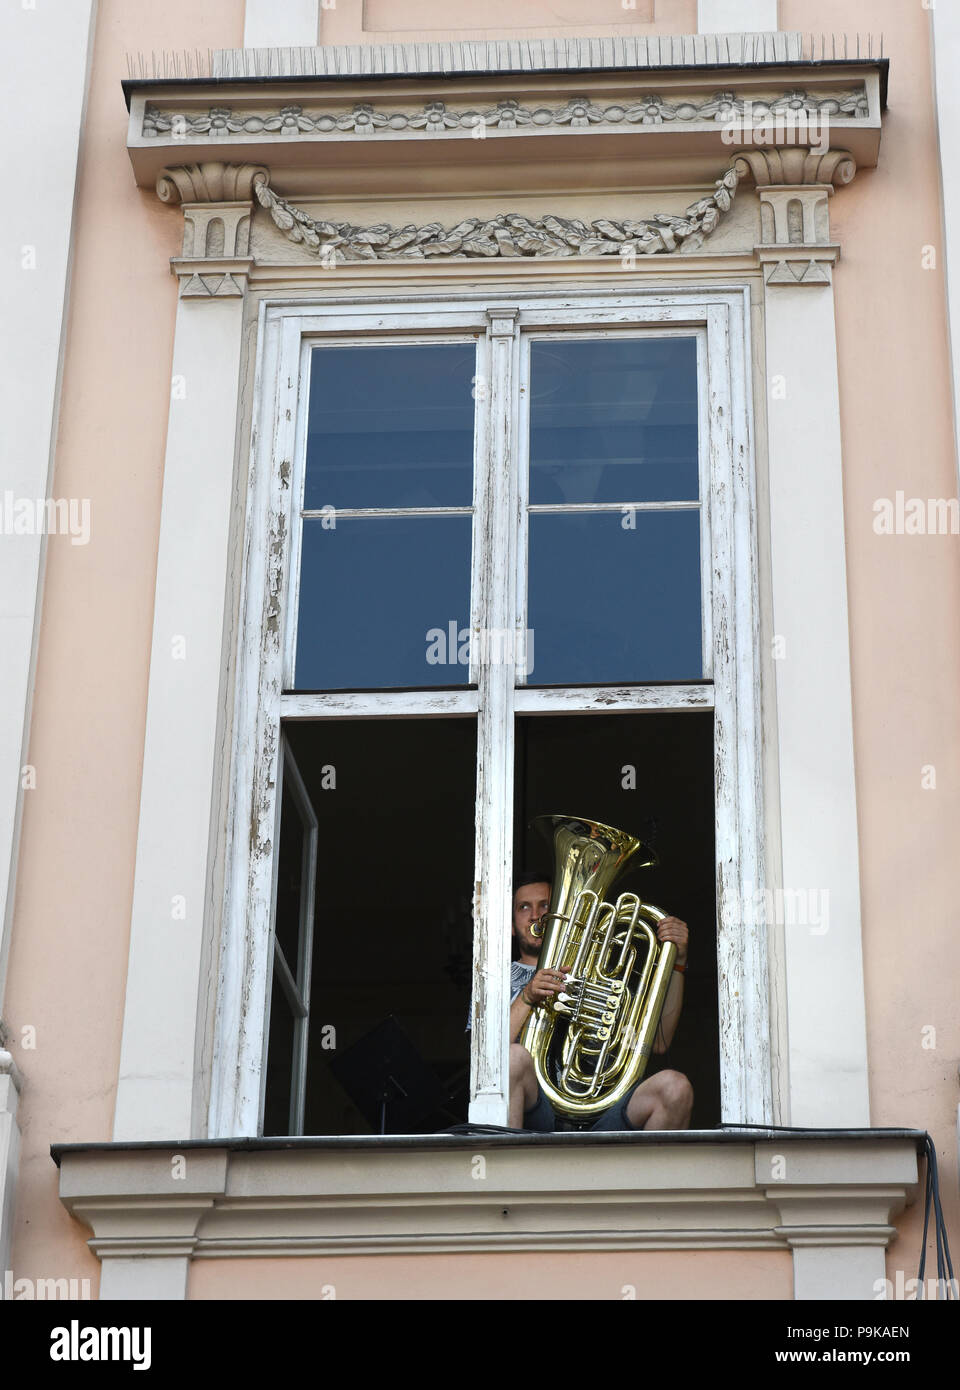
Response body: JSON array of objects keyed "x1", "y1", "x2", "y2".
[{"x1": 1, "y1": 0, "x2": 958, "y2": 1301}]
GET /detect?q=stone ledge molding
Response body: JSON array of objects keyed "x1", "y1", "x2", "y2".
[
  {"x1": 0, "y1": 1048, "x2": 23, "y2": 1094},
  {"x1": 56, "y1": 1136, "x2": 920, "y2": 1269}
]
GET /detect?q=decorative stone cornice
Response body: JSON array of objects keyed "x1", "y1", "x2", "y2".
[
  {"x1": 252, "y1": 166, "x2": 741, "y2": 262},
  {"x1": 126, "y1": 52, "x2": 884, "y2": 200},
  {"x1": 142, "y1": 88, "x2": 870, "y2": 140}
]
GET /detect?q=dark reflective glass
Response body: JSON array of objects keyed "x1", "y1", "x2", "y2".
[
  {"x1": 262, "y1": 968, "x2": 295, "y2": 1136},
  {"x1": 527, "y1": 511, "x2": 702, "y2": 684},
  {"x1": 529, "y1": 338, "x2": 698, "y2": 505},
  {"x1": 305, "y1": 343, "x2": 477, "y2": 510},
  {"x1": 294, "y1": 516, "x2": 472, "y2": 690},
  {"x1": 273, "y1": 776, "x2": 305, "y2": 976}
]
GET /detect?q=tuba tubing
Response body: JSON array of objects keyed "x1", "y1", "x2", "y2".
[{"x1": 518, "y1": 815, "x2": 677, "y2": 1124}]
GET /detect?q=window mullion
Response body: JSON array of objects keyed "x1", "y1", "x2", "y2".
[
  {"x1": 515, "y1": 332, "x2": 531, "y2": 688},
  {"x1": 469, "y1": 307, "x2": 520, "y2": 1126}
]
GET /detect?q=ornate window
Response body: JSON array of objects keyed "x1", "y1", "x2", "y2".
[{"x1": 210, "y1": 285, "x2": 766, "y2": 1137}]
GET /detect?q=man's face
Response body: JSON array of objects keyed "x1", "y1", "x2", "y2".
[{"x1": 512, "y1": 881, "x2": 551, "y2": 957}]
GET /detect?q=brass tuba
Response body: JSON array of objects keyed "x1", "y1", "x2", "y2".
[{"x1": 518, "y1": 814, "x2": 677, "y2": 1124}]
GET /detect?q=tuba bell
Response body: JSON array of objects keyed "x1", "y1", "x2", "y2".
[{"x1": 518, "y1": 814, "x2": 677, "y2": 1125}]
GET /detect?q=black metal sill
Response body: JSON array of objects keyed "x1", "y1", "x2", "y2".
[{"x1": 50, "y1": 1123, "x2": 926, "y2": 1167}]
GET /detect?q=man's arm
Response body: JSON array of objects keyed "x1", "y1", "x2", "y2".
[
  {"x1": 509, "y1": 968, "x2": 568, "y2": 1042},
  {"x1": 652, "y1": 916, "x2": 688, "y2": 1054},
  {"x1": 509, "y1": 992, "x2": 532, "y2": 1043}
]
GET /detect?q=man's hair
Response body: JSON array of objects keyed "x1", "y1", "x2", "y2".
[{"x1": 513, "y1": 869, "x2": 552, "y2": 896}]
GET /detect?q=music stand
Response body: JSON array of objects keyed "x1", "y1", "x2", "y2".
[{"x1": 329, "y1": 1015, "x2": 446, "y2": 1135}]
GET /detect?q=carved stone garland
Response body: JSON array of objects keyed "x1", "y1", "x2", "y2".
[{"x1": 249, "y1": 168, "x2": 741, "y2": 262}]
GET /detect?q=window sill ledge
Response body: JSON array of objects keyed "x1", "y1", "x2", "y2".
[{"x1": 54, "y1": 1128, "x2": 922, "y2": 1262}]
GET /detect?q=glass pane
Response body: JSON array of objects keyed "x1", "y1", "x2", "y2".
[
  {"x1": 294, "y1": 516, "x2": 472, "y2": 689},
  {"x1": 514, "y1": 711, "x2": 720, "y2": 1128},
  {"x1": 305, "y1": 343, "x2": 477, "y2": 510},
  {"x1": 527, "y1": 511, "x2": 702, "y2": 684},
  {"x1": 273, "y1": 774, "x2": 305, "y2": 978},
  {"x1": 281, "y1": 719, "x2": 476, "y2": 1137},
  {"x1": 262, "y1": 966, "x2": 295, "y2": 1136},
  {"x1": 529, "y1": 337, "x2": 698, "y2": 504}
]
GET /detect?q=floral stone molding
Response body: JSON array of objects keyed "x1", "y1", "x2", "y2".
[{"x1": 142, "y1": 88, "x2": 869, "y2": 139}]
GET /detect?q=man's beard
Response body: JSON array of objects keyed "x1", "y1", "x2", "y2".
[{"x1": 517, "y1": 928, "x2": 542, "y2": 958}]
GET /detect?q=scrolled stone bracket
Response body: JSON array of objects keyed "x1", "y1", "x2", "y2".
[
  {"x1": 732, "y1": 147, "x2": 857, "y2": 287},
  {"x1": 155, "y1": 162, "x2": 269, "y2": 204},
  {"x1": 731, "y1": 147, "x2": 857, "y2": 188},
  {"x1": 156, "y1": 162, "x2": 270, "y2": 299}
]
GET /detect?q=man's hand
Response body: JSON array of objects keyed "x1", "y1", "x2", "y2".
[
  {"x1": 656, "y1": 916, "x2": 688, "y2": 967},
  {"x1": 524, "y1": 967, "x2": 568, "y2": 1005}
]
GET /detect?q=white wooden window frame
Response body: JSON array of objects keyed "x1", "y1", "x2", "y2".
[
  {"x1": 208, "y1": 285, "x2": 769, "y2": 1139},
  {"x1": 261, "y1": 732, "x2": 318, "y2": 1135}
]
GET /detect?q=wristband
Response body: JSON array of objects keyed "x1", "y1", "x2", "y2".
[
  {"x1": 673, "y1": 962, "x2": 687, "y2": 974},
  {"x1": 520, "y1": 988, "x2": 533, "y2": 1005}
]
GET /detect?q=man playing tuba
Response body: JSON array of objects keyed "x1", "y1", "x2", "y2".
[{"x1": 507, "y1": 869, "x2": 693, "y2": 1132}]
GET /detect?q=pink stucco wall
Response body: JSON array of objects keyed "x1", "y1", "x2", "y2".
[
  {"x1": 782, "y1": 0, "x2": 960, "y2": 1278},
  {"x1": 186, "y1": 1248, "x2": 793, "y2": 1300},
  {"x1": 316, "y1": 0, "x2": 698, "y2": 43},
  {"x1": 5, "y1": 0, "x2": 245, "y2": 1294}
]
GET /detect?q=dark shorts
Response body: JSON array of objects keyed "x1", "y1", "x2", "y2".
[{"x1": 522, "y1": 1084, "x2": 639, "y2": 1133}]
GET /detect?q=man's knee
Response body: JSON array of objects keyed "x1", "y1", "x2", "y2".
[
  {"x1": 657, "y1": 1069, "x2": 694, "y2": 1116},
  {"x1": 509, "y1": 1043, "x2": 534, "y2": 1080}
]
